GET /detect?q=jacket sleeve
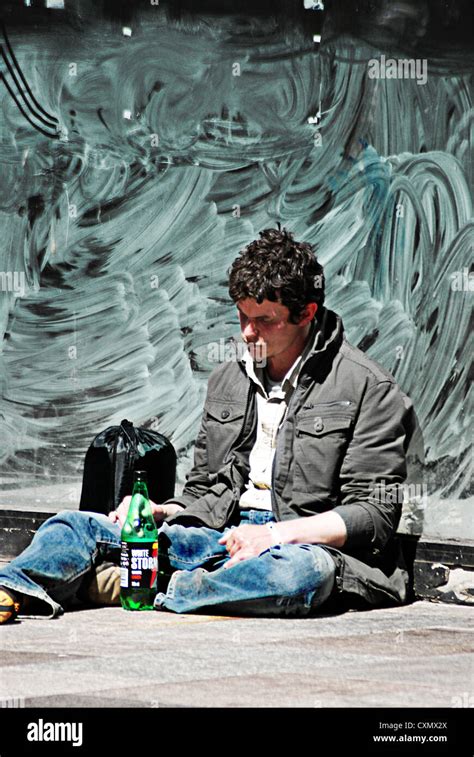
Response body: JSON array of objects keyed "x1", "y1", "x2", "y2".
[
  {"x1": 163, "y1": 369, "x2": 251, "y2": 512},
  {"x1": 164, "y1": 402, "x2": 214, "y2": 510},
  {"x1": 332, "y1": 379, "x2": 414, "y2": 552}
]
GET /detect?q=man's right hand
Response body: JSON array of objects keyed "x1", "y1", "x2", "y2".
[{"x1": 108, "y1": 498, "x2": 184, "y2": 528}]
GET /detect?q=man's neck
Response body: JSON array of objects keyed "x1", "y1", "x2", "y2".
[{"x1": 265, "y1": 322, "x2": 314, "y2": 382}]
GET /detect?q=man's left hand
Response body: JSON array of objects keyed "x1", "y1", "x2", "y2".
[{"x1": 218, "y1": 524, "x2": 275, "y2": 569}]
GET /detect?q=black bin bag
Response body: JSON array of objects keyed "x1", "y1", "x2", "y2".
[{"x1": 79, "y1": 419, "x2": 176, "y2": 515}]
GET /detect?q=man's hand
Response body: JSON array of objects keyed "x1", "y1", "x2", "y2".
[
  {"x1": 108, "y1": 498, "x2": 184, "y2": 528},
  {"x1": 218, "y1": 511, "x2": 348, "y2": 569},
  {"x1": 218, "y1": 524, "x2": 274, "y2": 569}
]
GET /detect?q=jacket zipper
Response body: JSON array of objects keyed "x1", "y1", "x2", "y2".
[
  {"x1": 303, "y1": 400, "x2": 352, "y2": 409},
  {"x1": 270, "y1": 449, "x2": 279, "y2": 520},
  {"x1": 270, "y1": 383, "x2": 306, "y2": 521}
]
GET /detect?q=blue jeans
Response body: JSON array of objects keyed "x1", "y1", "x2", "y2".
[{"x1": 0, "y1": 509, "x2": 336, "y2": 618}]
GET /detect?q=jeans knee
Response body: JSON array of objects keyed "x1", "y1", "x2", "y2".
[
  {"x1": 40, "y1": 510, "x2": 77, "y2": 529},
  {"x1": 50, "y1": 509, "x2": 82, "y2": 521},
  {"x1": 161, "y1": 524, "x2": 226, "y2": 569},
  {"x1": 264, "y1": 544, "x2": 334, "y2": 596},
  {"x1": 53, "y1": 510, "x2": 95, "y2": 529},
  {"x1": 44, "y1": 510, "x2": 105, "y2": 542}
]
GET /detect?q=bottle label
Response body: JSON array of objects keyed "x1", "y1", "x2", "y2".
[{"x1": 120, "y1": 541, "x2": 158, "y2": 590}]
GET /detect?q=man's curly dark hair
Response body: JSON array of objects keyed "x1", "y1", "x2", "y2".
[{"x1": 228, "y1": 226, "x2": 325, "y2": 324}]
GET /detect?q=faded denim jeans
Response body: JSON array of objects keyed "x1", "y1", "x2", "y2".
[{"x1": 0, "y1": 509, "x2": 336, "y2": 618}]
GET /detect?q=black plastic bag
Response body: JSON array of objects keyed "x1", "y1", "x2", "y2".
[{"x1": 79, "y1": 419, "x2": 176, "y2": 515}]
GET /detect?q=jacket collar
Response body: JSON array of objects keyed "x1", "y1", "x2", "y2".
[
  {"x1": 297, "y1": 307, "x2": 344, "y2": 385},
  {"x1": 303, "y1": 307, "x2": 344, "y2": 364}
]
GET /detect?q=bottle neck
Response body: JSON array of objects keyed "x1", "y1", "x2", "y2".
[
  {"x1": 132, "y1": 480, "x2": 148, "y2": 497},
  {"x1": 123, "y1": 477, "x2": 155, "y2": 536}
]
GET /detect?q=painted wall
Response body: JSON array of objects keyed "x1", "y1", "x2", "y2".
[{"x1": 0, "y1": 1, "x2": 471, "y2": 539}]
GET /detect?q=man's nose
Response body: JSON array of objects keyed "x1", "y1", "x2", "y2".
[{"x1": 242, "y1": 320, "x2": 258, "y2": 341}]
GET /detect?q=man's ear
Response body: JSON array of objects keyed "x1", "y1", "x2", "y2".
[{"x1": 299, "y1": 302, "x2": 318, "y2": 324}]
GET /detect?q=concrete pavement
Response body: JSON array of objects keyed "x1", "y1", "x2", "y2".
[{"x1": 1, "y1": 599, "x2": 472, "y2": 708}]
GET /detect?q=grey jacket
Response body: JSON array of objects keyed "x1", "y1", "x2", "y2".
[{"x1": 166, "y1": 307, "x2": 415, "y2": 609}]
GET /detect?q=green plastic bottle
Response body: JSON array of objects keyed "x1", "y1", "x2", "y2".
[{"x1": 120, "y1": 470, "x2": 158, "y2": 611}]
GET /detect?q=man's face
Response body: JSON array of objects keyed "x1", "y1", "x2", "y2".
[{"x1": 237, "y1": 298, "x2": 312, "y2": 363}]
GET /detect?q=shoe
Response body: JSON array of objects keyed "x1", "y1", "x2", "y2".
[
  {"x1": 79, "y1": 562, "x2": 121, "y2": 606},
  {"x1": 0, "y1": 586, "x2": 21, "y2": 624}
]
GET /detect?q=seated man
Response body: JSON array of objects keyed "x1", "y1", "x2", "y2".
[{"x1": 0, "y1": 227, "x2": 414, "y2": 622}]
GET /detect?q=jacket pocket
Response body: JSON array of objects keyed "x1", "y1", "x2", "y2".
[
  {"x1": 296, "y1": 414, "x2": 353, "y2": 437},
  {"x1": 205, "y1": 399, "x2": 246, "y2": 473},
  {"x1": 292, "y1": 413, "x2": 354, "y2": 508}
]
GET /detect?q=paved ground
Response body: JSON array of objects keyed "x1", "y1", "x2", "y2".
[
  {"x1": 1, "y1": 599, "x2": 472, "y2": 708},
  {"x1": 0, "y1": 483, "x2": 82, "y2": 512}
]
